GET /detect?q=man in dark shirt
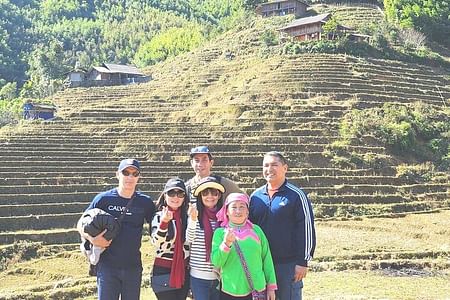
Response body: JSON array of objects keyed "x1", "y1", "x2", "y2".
[
  {"x1": 81, "y1": 158, "x2": 156, "y2": 300},
  {"x1": 250, "y1": 151, "x2": 316, "y2": 300}
]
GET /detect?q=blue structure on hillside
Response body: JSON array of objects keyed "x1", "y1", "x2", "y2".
[{"x1": 23, "y1": 101, "x2": 56, "y2": 120}]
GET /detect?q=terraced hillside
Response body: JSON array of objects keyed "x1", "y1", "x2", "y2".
[
  {"x1": 1, "y1": 15, "x2": 449, "y2": 299},
  {"x1": 313, "y1": 3, "x2": 383, "y2": 29}
]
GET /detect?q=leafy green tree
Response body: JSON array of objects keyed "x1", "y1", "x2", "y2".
[
  {"x1": 0, "y1": 0, "x2": 35, "y2": 85},
  {"x1": 0, "y1": 0, "x2": 248, "y2": 97},
  {"x1": 322, "y1": 17, "x2": 339, "y2": 40},
  {"x1": 384, "y1": 0, "x2": 450, "y2": 46},
  {"x1": 23, "y1": 41, "x2": 69, "y2": 98},
  {"x1": 134, "y1": 25, "x2": 205, "y2": 66},
  {"x1": 0, "y1": 82, "x2": 17, "y2": 100}
]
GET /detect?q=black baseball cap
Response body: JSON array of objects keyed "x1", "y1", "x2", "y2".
[
  {"x1": 118, "y1": 159, "x2": 140, "y2": 172},
  {"x1": 190, "y1": 146, "x2": 213, "y2": 159}
]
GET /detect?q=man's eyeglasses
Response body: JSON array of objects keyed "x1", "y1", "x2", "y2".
[
  {"x1": 200, "y1": 188, "x2": 220, "y2": 197},
  {"x1": 121, "y1": 169, "x2": 140, "y2": 177},
  {"x1": 167, "y1": 189, "x2": 186, "y2": 198}
]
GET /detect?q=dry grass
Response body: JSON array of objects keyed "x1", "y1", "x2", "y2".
[{"x1": 315, "y1": 210, "x2": 450, "y2": 258}]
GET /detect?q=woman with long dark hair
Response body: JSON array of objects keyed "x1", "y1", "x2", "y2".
[
  {"x1": 186, "y1": 176, "x2": 225, "y2": 300},
  {"x1": 150, "y1": 178, "x2": 190, "y2": 300}
]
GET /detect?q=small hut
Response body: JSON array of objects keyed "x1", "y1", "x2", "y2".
[{"x1": 256, "y1": 0, "x2": 309, "y2": 18}]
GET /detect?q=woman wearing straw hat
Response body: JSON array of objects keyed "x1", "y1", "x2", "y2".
[{"x1": 187, "y1": 176, "x2": 226, "y2": 300}]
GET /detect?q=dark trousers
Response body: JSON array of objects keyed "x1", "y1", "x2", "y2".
[
  {"x1": 274, "y1": 262, "x2": 303, "y2": 300},
  {"x1": 154, "y1": 276, "x2": 190, "y2": 300},
  {"x1": 220, "y1": 291, "x2": 251, "y2": 300},
  {"x1": 96, "y1": 263, "x2": 142, "y2": 300}
]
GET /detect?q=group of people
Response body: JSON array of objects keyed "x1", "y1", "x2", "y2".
[{"x1": 78, "y1": 146, "x2": 316, "y2": 300}]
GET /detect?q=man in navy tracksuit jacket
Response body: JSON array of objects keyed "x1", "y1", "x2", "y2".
[{"x1": 250, "y1": 151, "x2": 316, "y2": 300}]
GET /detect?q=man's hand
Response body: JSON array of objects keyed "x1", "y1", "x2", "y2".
[
  {"x1": 294, "y1": 265, "x2": 308, "y2": 282},
  {"x1": 89, "y1": 229, "x2": 111, "y2": 248}
]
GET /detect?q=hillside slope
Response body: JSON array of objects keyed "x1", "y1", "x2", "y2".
[{"x1": 0, "y1": 12, "x2": 449, "y2": 300}]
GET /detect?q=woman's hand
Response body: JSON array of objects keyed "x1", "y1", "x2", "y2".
[
  {"x1": 223, "y1": 227, "x2": 236, "y2": 247},
  {"x1": 267, "y1": 289, "x2": 276, "y2": 300},
  {"x1": 188, "y1": 203, "x2": 198, "y2": 221},
  {"x1": 161, "y1": 206, "x2": 173, "y2": 223}
]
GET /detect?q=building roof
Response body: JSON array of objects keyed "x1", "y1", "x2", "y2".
[
  {"x1": 349, "y1": 33, "x2": 371, "y2": 38},
  {"x1": 32, "y1": 104, "x2": 57, "y2": 111},
  {"x1": 92, "y1": 66, "x2": 112, "y2": 73},
  {"x1": 102, "y1": 63, "x2": 144, "y2": 76},
  {"x1": 258, "y1": 0, "x2": 310, "y2": 7},
  {"x1": 280, "y1": 13, "x2": 331, "y2": 30}
]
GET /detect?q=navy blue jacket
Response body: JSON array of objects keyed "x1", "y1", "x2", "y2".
[
  {"x1": 249, "y1": 180, "x2": 316, "y2": 267},
  {"x1": 87, "y1": 188, "x2": 155, "y2": 269}
]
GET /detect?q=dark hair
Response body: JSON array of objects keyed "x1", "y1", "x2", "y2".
[
  {"x1": 264, "y1": 151, "x2": 288, "y2": 165},
  {"x1": 155, "y1": 179, "x2": 189, "y2": 241},
  {"x1": 196, "y1": 190, "x2": 224, "y2": 230}
]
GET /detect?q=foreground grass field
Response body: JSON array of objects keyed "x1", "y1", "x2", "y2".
[{"x1": 1, "y1": 211, "x2": 449, "y2": 299}]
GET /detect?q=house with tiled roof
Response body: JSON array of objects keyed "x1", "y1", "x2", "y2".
[
  {"x1": 67, "y1": 63, "x2": 150, "y2": 88},
  {"x1": 256, "y1": 0, "x2": 309, "y2": 18},
  {"x1": 279, "y1": 13, "x2": 351, "y2": 41}
]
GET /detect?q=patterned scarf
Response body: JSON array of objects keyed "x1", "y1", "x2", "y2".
[
  {"x1": 169, "y1": 208, "x2": 185, "y2": 288},
  {"x1": 202, "y1": 207, "x2": 218, "y2": 262}
]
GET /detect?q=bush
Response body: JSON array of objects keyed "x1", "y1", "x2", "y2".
[
  {"x1": 260, "y1": 29, "x2": 278, "y2": 46},
  {"x1": 396, "y1": 163, "x2": 435, "y2": 183},
  {"x1": 339, "y1": 102, "x2": 450, "y2": 170},
  {"x1": 0, "y1": 82, "x2": 17, "y2": 100}
]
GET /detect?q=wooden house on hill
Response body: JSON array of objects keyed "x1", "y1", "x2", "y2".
[
  {"x1": 88, "y1": 63, "x2": 145, "y2": 82},
  {"x1": 256, "y1": 0, "x2": 309, "y2": 18},
  {"x1": 66, "y1": 68, "x2": 88, "y2": 86},
  {"x1": 67, "y1": 63, "x2": 150, "y2": 88},
  {"x1": 279, "y1": 13, "x2": 351, "y2": 41}
]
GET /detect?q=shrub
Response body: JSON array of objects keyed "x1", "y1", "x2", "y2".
[
  {"x1": 0, "y1": 111, "x2": 18, "y2": 127},
  {"x1": 260, "y1": 29, "x2": 278, "y2": 46},
  {"x1": 396, "y1": 163, "x2": 435, "y2": 183},
  {"x1": 398, "y1": 28, "x2": 427, "y2": 50},
  {"x1": 0, "y1": 82, "x2": 17, "y2": 100},
  {"x1": 339, "y1": 102, "x2": 450, "y2": 170}
]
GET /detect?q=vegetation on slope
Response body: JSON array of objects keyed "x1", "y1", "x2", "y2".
[
  {"x1": 339, "y1": 102, "x2": 450, "y2": 169},
  {"x1": 0, "y1": 0, "x2": 258, "y2": 98}
]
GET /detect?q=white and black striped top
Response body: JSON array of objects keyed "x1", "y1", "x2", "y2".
[{"x1": 186, "y1": 218, "x2": 220, "y2": 280}]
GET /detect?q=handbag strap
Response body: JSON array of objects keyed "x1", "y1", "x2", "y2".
[
  {"x1": 233, "y1": 240, "x2": 256, "y2": 292},
  {"x1": 117, "y1": 194, "x2": 135, "y2": 225}
]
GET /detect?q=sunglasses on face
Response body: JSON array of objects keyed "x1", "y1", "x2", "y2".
[
  {"x1": 200, "y1": 188, "x2": 220, "y2": 197},
  {"x1": 167, "y1": 189, "x2": 186, "y2": 198},
  {"x1": 121, "y1": 169, "x2": 140, "y2": 177}
]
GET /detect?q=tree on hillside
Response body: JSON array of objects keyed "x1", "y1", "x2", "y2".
[
  {"x1": 0, "y1": 1, "x2": 35, "y2": 87},
  {"x1": 384, "y1": 0, "x2": 450, "y2": 46},
  {"x1": 322, "y1": 17, "x2": 339, "y2": 40},
  {"x1": 0, "y1": 0, "x2": 249, "y2": 98},
  {"x1": 242, "y1": 0, "x2": 265, "y2": 10},
  {"x1": 134, "y1": 25, "x2": 205, "y2": 66},
  {"x1": 23, "y1": 41, "x2": 69, "y2": 98}
]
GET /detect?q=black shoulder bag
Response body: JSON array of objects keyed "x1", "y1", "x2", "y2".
[{"x1": 89, "y1": 195, "x2": 135, "y2": 276}]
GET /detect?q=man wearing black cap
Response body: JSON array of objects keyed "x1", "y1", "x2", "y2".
[
  {"x1": 186, "y1": 146, "x2": 241, "y2": 204},
  {"x1": 81, "y1": 158, "x2": 156, "y2": 300}
]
